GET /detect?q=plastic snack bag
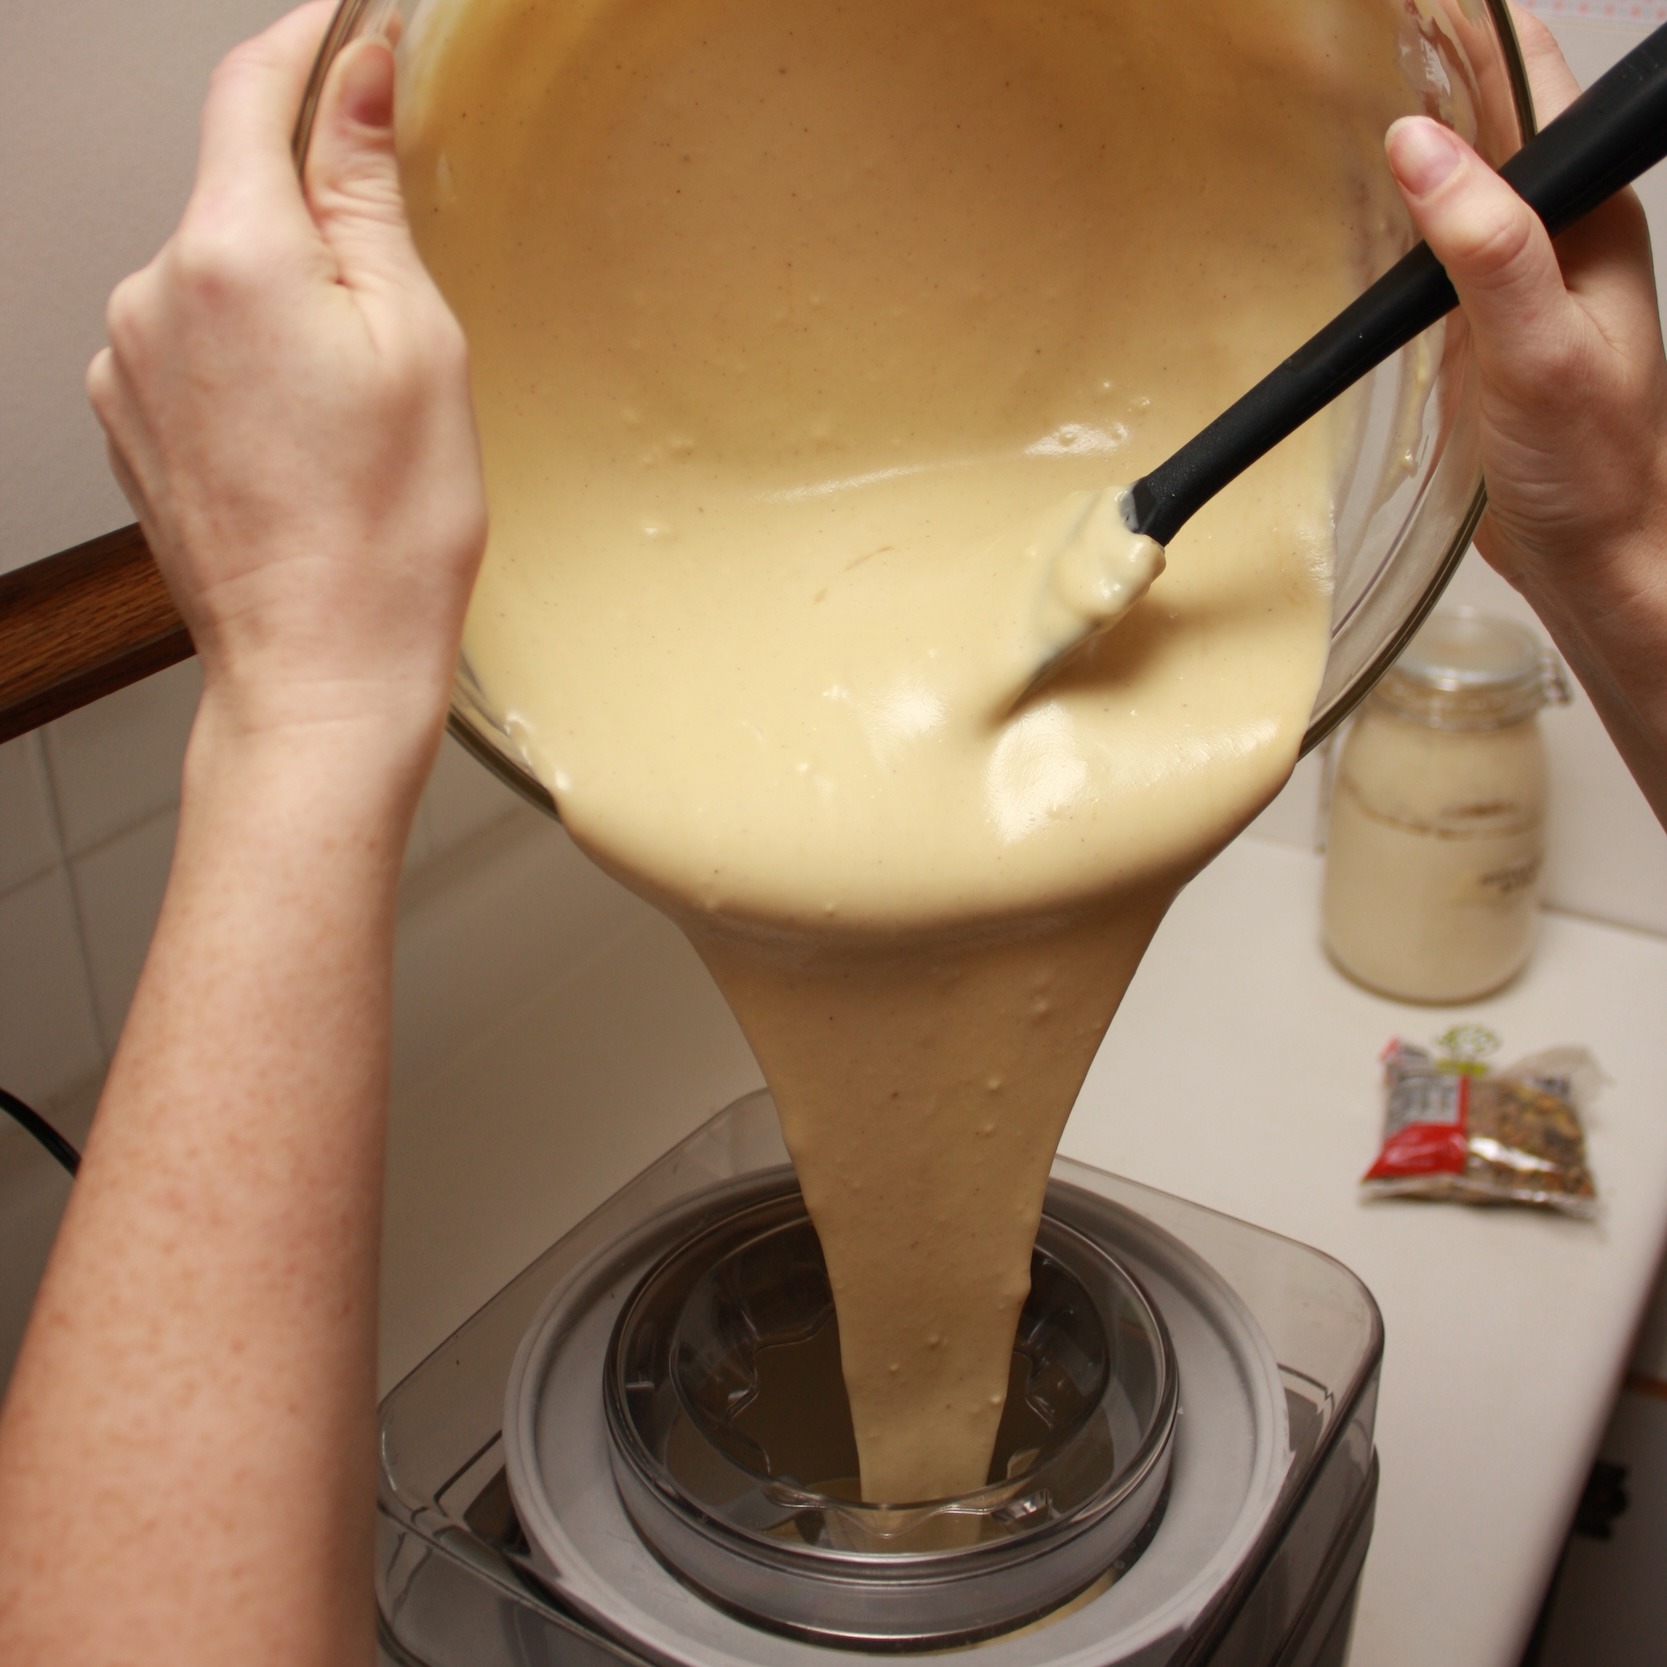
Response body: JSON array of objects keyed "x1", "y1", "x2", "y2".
[{"x1": 1362, "y1": 1026, "x2": 1599, "y2": 1216}]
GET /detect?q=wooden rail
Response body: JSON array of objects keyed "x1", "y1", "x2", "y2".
[{"x1": 0, "y1": 525, "x2": 191, "y2": 746}]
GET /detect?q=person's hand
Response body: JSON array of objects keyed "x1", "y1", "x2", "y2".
[
  {"x1": 1385, "y1": 6, "x2": 1667, "y2": 820},
  {"x1": 87, "y1": 2, "x2": 486, "y2": 770},
  {"x1": 1386, "y1": 9, "x2": 1667, "y2": 601}
]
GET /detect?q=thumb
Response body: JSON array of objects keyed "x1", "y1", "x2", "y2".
[
  {"x1": 304, "y1": 38, "x2": 427, "y2": 293},
  {"x1": 1386, "y1": 115, "x2": 1579, "y2": 390}
]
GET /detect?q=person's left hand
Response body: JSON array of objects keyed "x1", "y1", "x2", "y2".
[{"x1": 87, "y1": 2, "x2": 487, "y2": 764}]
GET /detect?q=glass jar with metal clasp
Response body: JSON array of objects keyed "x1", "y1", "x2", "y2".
[{"x1": 1322, "y1": 608, "x2": 1571, "y2": 1004}]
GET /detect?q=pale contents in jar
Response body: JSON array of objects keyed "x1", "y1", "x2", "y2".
[
  {"x1": 1323, "y1": 705, "x2": 1550, "y2": 1004},
  {"x1": 400, "y1": 0, "x2": 1411, "y2": 1503}
]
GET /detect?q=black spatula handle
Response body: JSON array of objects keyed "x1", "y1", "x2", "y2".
[{"x1": 1129, "y1": 22, "x2": 1667, "y2": 548}]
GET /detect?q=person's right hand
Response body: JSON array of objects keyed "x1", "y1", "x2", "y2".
[
  {"x1": 1387, "y1": 10, "x2": 1667, "y2": 600},
  {"x1": 1383, "y1": 8, "x2": 1667, "y2": 821},
  {"x1": 86, "y1": 3, "x2": 487, "y2": 772}
]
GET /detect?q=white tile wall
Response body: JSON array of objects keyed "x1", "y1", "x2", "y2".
[
  {"x1": 0, "y1": 705, "x2": 563, "y2": 1108},
  {"x1": 389, "y1": 803, "x2": 647, "y2": 1093},
  {"x1": 0, "y1": 866, "x2": 103, "y2": 1109},
  {"x1": 0, "y1": 732, "x2": 59, "y2": 892},
  {"x1": 43, "y1": 659, "x2": 200, "y2": 856}
]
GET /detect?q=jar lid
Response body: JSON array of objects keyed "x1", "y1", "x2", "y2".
[{"x1": 1373, "y1": 608, "x2": 1569, "y2": 729}]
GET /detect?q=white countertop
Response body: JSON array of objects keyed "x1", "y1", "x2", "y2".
[{"x1": 1062, "y1": 839, "x2": 1667, "y2": 1667}]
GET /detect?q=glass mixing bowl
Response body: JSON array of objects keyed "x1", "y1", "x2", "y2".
[{"x1": 297, "y1": 0, "x2": 1534, "y2": 815}]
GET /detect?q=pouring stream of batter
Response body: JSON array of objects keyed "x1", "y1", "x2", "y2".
[{"x1": 400, "y1": 0, "x2": 1414, "y2": 1503}]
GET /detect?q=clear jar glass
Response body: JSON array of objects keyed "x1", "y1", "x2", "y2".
[{"x1": 1322, "y1": 609, "x2": 1570, "y2": 1003}]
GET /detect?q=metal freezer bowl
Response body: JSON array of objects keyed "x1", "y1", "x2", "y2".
[{"x1": 376, "y1": 1093, "x2": 1381, "y2": 1667}]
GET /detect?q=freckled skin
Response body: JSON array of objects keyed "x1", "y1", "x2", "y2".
[{"x1": 403, "y1": 0, "x2": 1413, "y2": 1501}]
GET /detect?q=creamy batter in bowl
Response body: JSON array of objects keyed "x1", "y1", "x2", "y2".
[{"x1": 302, "y1": 0, "x2": 1533, "y2": 806}]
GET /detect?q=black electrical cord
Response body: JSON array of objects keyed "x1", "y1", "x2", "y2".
[{"x1": 0, "y1": 1085, "x2": 81, "y2": 1178}]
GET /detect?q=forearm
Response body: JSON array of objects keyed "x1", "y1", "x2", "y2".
[
  {"x1": 0, "y1": 698, "x2": 431, "y2": 1666},
  {"x1": 1489, "y1": 506, "x2": 1667, "y2": 829}
]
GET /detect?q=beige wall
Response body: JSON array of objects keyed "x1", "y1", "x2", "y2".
[{"x1": 0, "y1": 0, "x2": 290, "y2": 573}]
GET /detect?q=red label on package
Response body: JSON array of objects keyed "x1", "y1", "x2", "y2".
[{"x1": 1363, "y1": 1069, "x2": 1469, "y2": 1180}]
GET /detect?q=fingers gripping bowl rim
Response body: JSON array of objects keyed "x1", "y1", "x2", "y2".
[{"x1": 298, "y1": 0, "x2": 1536, "y2": 820}]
